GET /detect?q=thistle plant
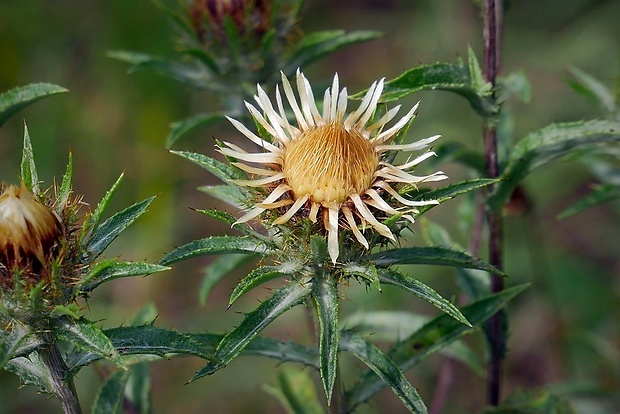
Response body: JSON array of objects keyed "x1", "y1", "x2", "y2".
[
  {"x1": 0, "y1": 85, "x2": 168, "y2": 414},
  {"x1": 161, "y1": 69, "x2": 522, "y2": 412}
]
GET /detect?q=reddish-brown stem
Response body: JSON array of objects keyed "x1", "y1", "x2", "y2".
[{"x1": 482, "y1": 0, "x2": 504, "y2": 406}]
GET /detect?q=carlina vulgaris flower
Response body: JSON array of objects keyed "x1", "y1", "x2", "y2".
[
  {"x1": 0, "y1": 183, "x2": 63, "y2": 287},
  {"x1": 219, "y1": 70, "x2": 448, "y2": 263}
]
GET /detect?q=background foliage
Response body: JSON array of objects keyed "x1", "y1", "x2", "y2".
[{"x1": 0, "y1": 0, "x2": 618, "y2": 413}]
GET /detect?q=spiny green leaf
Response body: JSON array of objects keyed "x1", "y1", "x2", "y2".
[
  {"x1": 341, "y1": 331, "x2": 427, "y2": 414},
  {"x1": 286, "y1": 30, "x2": 382, "y2": 73},
  {"x1": 371, "y1": 246, "x2": 505, "y2": 276},
  {"x1": 0, "y1": 83, "x2": 68, "y2": 128},
  {"x1": 4, "y1": 352, "x2": 54, "y2": 395},
  {"x1": 558, "y1": 183, "x2": 620, "y2": 219},
  {"x1": 0, "y1": 323, "x2": 42, "y2": 368},
  {"x1": 267, "y1": 368, "x2": 326, "y2": 414},
  {"x1": 190, "y1": 333, "x2": 318, "y2": 368},
  {"x1": 170, "y1": 150, "x2": 243, "y2": 182},
  {"x1": 312, "y1": 275, "x2": 339, "y2": 403},
  {"x1": 198, "y1": 184, "x2": 245, "y2": 208},
  {"x1": 200, "y1": 254, "x2": 257, "y2": 306},
  {"x1": 403, "y1": 178, "x2": 498, "y2": 215},
  {"x1": 49, "y1": 304, "x2": 82, "y2": 320},
  {"x1": 93, "y1": 369, "x2": 131, "y2": 414},
  {"x1": 20, "y1": 123, "x2": 40, "y2": 195},
  {"x1": 85, "y1": 173, "x2": 124, "y2": 235},
  {"x1": 55, "y1": 318, "x2": 125, "y2": 369},
  {"x1": 343, "y1": 311, "x2": 484, "y2": 376},
  {"x1": 56, "y1": 152, "x2": 73, "y2": 214},
  {"x1": 79, "y1": 261, "x2": 170, "y2": 292},
  {"x1": 489, "y1": 120, "x2": 620, "y2": 210},
  {"x1": 345, "y1": 284, "x2": 529, "y2": 410},
  {"x1": 342, "y1": 262, "x2": 381, "y2": 292},
  {"x1": 192, "y1": 279, "x2": 312, "y2": 381},
  {"x1": 160, "y1": 236, "x2": 268, "y2": 266},
  {"x1": 358, "y1": 61, "x2": 498, "y2": 117},
  {"x1": 166, "y1": 113, "x2": 224, "y2": 148},
  {"x1": 498, "y1": 70, "x2": 531, "y2": 104},
  {"x1": 85, "y1": 197, "x2": 156, "y2": 259},
  {"x1": 65, "y1": 325, "x2": 207, "y2": 374},
  {"x1": 229, "y1": 261, "x2": 303, "y2": 306},
  {"x1": 194, "y1": 208, "x2": 237, "y2": 226},
  {"x1": 378, "y1": 268, "x2": 471, "y2": 327}
]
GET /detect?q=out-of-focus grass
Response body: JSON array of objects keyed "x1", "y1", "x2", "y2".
[{"x1": 0, "y1": 0, "x2": 618, "y2": 413}]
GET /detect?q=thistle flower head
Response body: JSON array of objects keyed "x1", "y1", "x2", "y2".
[
  {"x1": 0, "y1": 183, "x2": 63, "y2": 286},
  {"x1": 220, "y1": 70, "x2": 447, "y2": 263}
]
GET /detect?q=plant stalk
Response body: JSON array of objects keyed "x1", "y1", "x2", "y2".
[
  {"x1": 40, "y1": 340, "x2": 82, "y2": 414},
  {"x1": 482, "y1": 0, "x2": 505, "y2": 407}
]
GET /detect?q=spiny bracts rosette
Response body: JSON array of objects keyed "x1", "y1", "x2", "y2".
[{"x1": 219, "y1": 70, "x2": 447, "y2": 263}]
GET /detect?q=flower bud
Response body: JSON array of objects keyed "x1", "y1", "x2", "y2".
[{"x1": 0, "y1": 184, "x2": 63, "y2": 279}]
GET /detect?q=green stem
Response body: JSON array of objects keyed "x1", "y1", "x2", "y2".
[
  {"x1": 40, "y1": 341, "x2": 82, "y2": 414},
  {"x1": 482, "y1": 0, "x2": 505, "y2": 406}
]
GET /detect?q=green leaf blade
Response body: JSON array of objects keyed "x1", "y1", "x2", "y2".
[
  {"x1": 160, "y1": 236, "x2": 268, "y2": 266},
  {"x1": 92, "y1": 370, "x2": 131, "y2": 414},
  {"x1": 490, "y1": 120, "x2": 620, "y2": 210},
  {"x1": 341, "y1": 331, "x2": 427, "y2": 414},
  {"x1": 170, "y1": 150, "x2": 243, "y2": 182},
  {"x1": 378, "y1": 268, "x2": 470, "y2": 326},
  {"x1": 193, "y1": 280, "x2": 311, "y2": 381},
  {"x1": 79, "y1": 261, "x2": 170, "y2": 292},
  {"x1": 85, "y1": 197, "x2": 156, "y2": 259},
  {"x1": 55, "y1": 318, "x2": 125, "y2": 368},
  {"x1": 229, "y1": 261, "x2": 303, "y2": 306},
  {"x1": 371, "y1": 246, "x2": 505, "y2": 276},
  {"x1": 20, "y1": 123, "x2": 39, "y2": 195},
  {"x1": 166, "y1": 113, "x2": 224, "y2": 148},
  {"x1": 0, "y1": 83, "x2": 68, "y2": 128},
  {"x1": 312, "y1": 276, "x2": 339, "y2": 403}
]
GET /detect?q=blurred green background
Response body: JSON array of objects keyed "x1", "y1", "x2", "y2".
[{"x1": 0, "y1": 0, "x2": 619, "y2": 413}]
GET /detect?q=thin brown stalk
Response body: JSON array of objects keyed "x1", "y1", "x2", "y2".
[{"x1": 482, "y1": 0, "x2": 505, "y2": 406}]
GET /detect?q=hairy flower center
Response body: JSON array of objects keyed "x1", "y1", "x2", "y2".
[{"x1": 283, "y1": 123, "x2": 378, "y2": 204}]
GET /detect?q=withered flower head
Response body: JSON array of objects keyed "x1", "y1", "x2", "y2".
[
  {"x1": 220, "y1": 70, "x2": 447, "y2": 263},
  {"x1": 0, "y1": 183, "x2": 62, "y2": 270},
  {"x1": 191, "y1": 0, "x2": 272, "y2": 43}
]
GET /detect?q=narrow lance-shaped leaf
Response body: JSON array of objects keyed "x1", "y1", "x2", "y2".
[
  {"x1": 65, "y1": 325, "x2": 207, "y2": 374},
  {"x1": 286, "y1": 30, "x2": 382, "y2": 73},
  {"x1": 92, "y1": 369, "x2": 131, "y2": 414},
  {"x1": 371, "y1": 246, "x2": 505, "y2": 276},
  {"x1": 84, "y1": 173, "x2": 124, "y2": 235},
  {"x1": 341, "y1": 331, "x2": 427, "y2": 414},
  {"x1": 312, "y1": 275, "x2": 340, "y2": 403},
  {"x1": 160, "y1": 236, "x2": 268, "y2": 266},
  {"x1": 54, "y1": 318, "x2": 125, "y2": 369},
  {"x1": 166, "y1": 113, "x2": 224, "y2": 148},
  {"x1": 378, "y1": 268, "x2": 471, "y2": 327},
  {"x1": 56, "y1": 152, "x2": 73, "y2": 214},
  {"x1": 0, "y1": 323, "x2": 43, "y2": 368},
  {"x1": 489, "y1": 120, "x2": 620, "y2": 210},
  {"x1": 170, "y1": 150, "x2": 244, "y2": 182},
  {"x1": 558, "y1": 183, "x2": 620, "y2": 219},
  {"x1": 20, "y1": 123, "x2": 39, "y2": 195},
  {"x1": 78, "y1": 261, "x2": 170, "y2": 292},
  {"x1": 200, "y1": 254, "x2": 257, "y2": 306},
  {"x1": 229, "y1": 261, "x2": 304, "y2": 306},
  {"x1": 85, "y1": 197, "x2": 156, "y2": 259},
  {"x1": 192, "y1": 279, "x2": 312, "y2": 381},
  {"x1": 199, "y1": 184, "x2": 245, "y2": 208},
  {"x1": 342, "y1": 262, "x2": 381, "y2": 292},
  {"x1": 567, "y1": 66, "x2": 615, "y2": 113},
  {"x1": 345, "y1": 284, "x2": 529, "y2": 410},
  {"x1": 0, "y1": 83, "x2": 68, "y2": 128},
  {"x1": 403, "y1": 178, "x2": 498, "y2": 215}
]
